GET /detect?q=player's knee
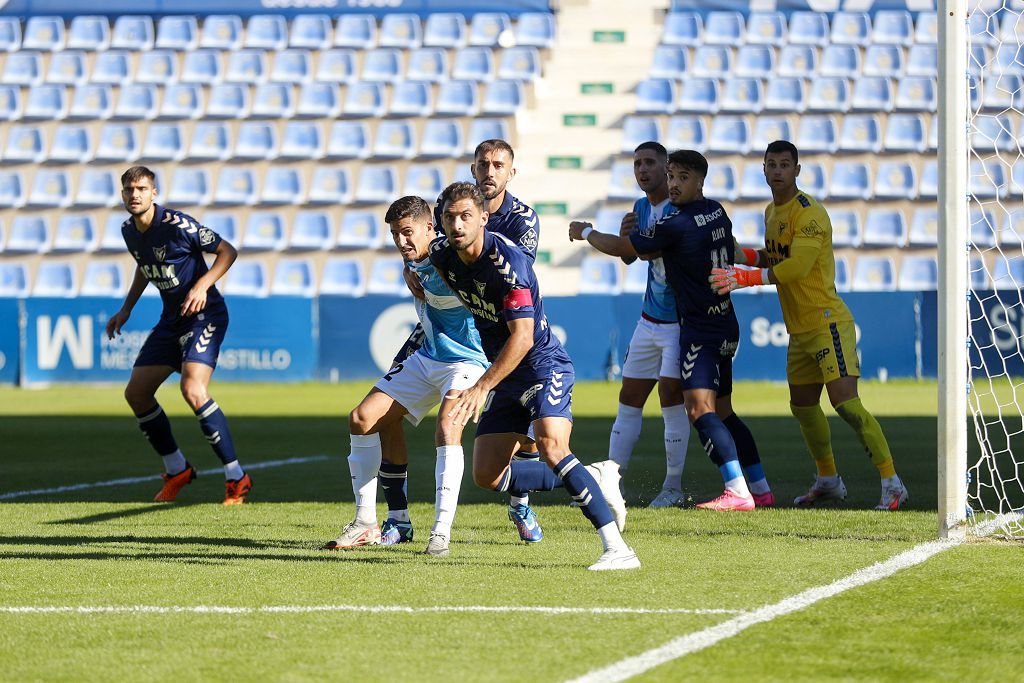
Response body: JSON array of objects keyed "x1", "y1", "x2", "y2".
[
  {"x1": 348, "y1": 407, "x2": 373, "y2": 435},
  {"x1": 179, "y1": 379, "x2": 208, "y2": 411},
  {"x1": 472, "y1": 466, "x2": 500, "y2": 490},
  {"x1": 685, "y1": 404, "x2": 712, "y2": 423},
  {"x1": 123, "y1": 384, "x2": 152, "y2": 413},
  {"x1": 534, "y1": 436, "x2": 568, "y2": 464},
  {"x1": 435, "y1": 420, "x2": 460, "y2": 447}
]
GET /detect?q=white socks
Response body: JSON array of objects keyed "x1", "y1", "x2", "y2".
[
  {"x1": 161, "y1": 450, "x2": 186, "y2": 476},
  {"x1": 349, "y1": 433, "x2": 382, "y2": 525},
  {"x1": 223, "y1": 460, "x2": 244, "y2": 481},
  {"x1": 662, "y1": 403, "x2": 689, "y2": 490},
  {"x1": 433, "y1": 445, "x2": 464, "y2": 536},
  {"x1": 597, "y1": 521, "x2": 629, "y2": 552},
  {"x1": 725, "y1": 475, "x2": 752, "y2": 497},
  {"x1": 608, "y1": 403, "x2": 643, "y2": 471}
]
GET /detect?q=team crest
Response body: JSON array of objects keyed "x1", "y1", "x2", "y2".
[
  {"x1": 199, "y1": 228, "x2": 215, "y2": 246},
  {"x1": 152, "y1": 245, "x2": 167, "y2": 262},
  {"x1": 520, "y1": 228, "x2": 538, "y2": 252},
  {"x1": 474, "y1": 280, "x2": 487, "y2": 297}
]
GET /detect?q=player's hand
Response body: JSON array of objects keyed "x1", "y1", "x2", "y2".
[
  {"x1": 619, "y1": 212, "x2": 637, "y2": 237},
  {"x1": 568, "y1": 221, "x2": 592, "y2": 242},
  {"x1": 447, "y1": 384, "x2": 490, "y2": 426},
  {"x1": 709, "y1": 267, "x2": 765, "y2": 294},
  {"x1": 180, "y1": 285, "x2": 208, "y2": 317},
  {"x1": 402, "y1": 266, "x2": 425, "y2": 301},
  {"x1": 105, "y1": 309, "x2": 130, "y2": 339}
]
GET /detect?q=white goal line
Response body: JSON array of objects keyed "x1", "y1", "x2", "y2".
[{"x1": 0, "y1": 605, "x2": 744, "y2": 616}]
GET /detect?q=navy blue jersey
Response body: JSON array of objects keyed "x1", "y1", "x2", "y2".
[
  {"x1": 122, "y1": 205, "x2": 225, "y2": 323},
  {"x1": 629, "y1": 198, "x2": 738, "y2": 341},
  {"x1": 429, "y1": 230, "x2": 569, "y2": 373},
  {"x1": 434, "y1": 190, "x2": 540, "y2": 260}
]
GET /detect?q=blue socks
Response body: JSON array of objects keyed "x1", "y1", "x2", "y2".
[
  {"x1": 195, "y1": 398, "x2": 238, "y2": 465},
  {"x1": 135, "y1": 404, "x2": 178, "y2": 456},
  {"x1": 497, "y1": 459, "x2": 563, "y2": 496},
  {"x1": 555, "y1": 455, "x2": 614, "y2": 529},
  {"x1": 379, "y1": 461, "x2": 409, "y2": 519},
  {"x1": 694, "y1": 412, "x2": 743, "y2": 488}
]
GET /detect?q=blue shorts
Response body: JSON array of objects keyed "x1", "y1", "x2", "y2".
[
  {"x1": 135, "y1": 307, "x2": 229, "y2": 373},
  {"x1": 476, "y1": 363, "x2": 574, "y2": 437},
  {"x1": 679, "y1": 331, "x2": 737, "y2": 397}
]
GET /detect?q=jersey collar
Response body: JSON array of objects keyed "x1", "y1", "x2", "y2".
[
  {"x1": 129, "y1": 204, "x2": 166, "y2": 236},
  {"x1": 489, "y1": 191, "x2": 516, "y2": 218}
]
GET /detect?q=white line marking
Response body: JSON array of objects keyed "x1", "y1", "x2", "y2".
[
  {"x1": 0, "y1": 455, "x2": 331, "y2": 501},
  {"x1": 0, "y1": 605, "x2": 742, "y2": 616}
]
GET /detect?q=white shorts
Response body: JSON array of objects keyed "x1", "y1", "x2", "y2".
[
  {"x1": 621, "y1": 317, "x2": 681, "y2": 380},
  {"x1": 374, "y1": 353, "x2": 486, "y2": 427}
]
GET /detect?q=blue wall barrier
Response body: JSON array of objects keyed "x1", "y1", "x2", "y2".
[{"x1": 0, "y1": 299, "x2": 19, "y2": 385}]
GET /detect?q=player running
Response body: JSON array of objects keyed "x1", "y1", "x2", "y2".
[
  {"x1": 322, "y1": 196, "x2": 489, "y2": 557},
  {"x1": 709, "y1": 140, "x2": 909, "y2": 510},
  {"x1": 104, "y1": 165, "x2": 251, "y2": 504},
  {"x1": 569, "y1": 150, "x2": 774, "y2": 511},
  {"x1": 431, "y1": 182, "x2": 637, "y2": 570}
]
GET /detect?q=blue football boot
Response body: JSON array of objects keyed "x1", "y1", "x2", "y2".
[
  {"x1": 380, "y1": 518, "x2": 414, "y2": 546},
  {"x1": 508, "y1": 504, "x2": 543, "y2": 543}
]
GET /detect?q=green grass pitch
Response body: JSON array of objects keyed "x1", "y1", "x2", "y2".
[{"x1": 0, "y1": 380, "x2": 1020, "y2": 681}]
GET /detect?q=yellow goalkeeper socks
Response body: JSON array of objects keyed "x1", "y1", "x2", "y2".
[
  {"x1": 834, "y1": 397, "x2": 897, "y2": 480},
  {"x1": 790, "y1": 403, "x2": 838, "y2": 477}
]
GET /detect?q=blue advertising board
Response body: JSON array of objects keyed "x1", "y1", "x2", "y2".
[{"x1": 0, "y1": 298, "x2": 19, "y2": 385}]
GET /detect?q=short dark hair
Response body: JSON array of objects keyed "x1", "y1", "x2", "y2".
[
  {"x1": 385, "y1": 195, "x2": 432, "y2": 224},
  {"x1": 764, "y1": 140, "x2": 799, "y2": 164},
  {"x1": 473, "y1": 138, "x2": 515, "y2": 162},
  {"x1": 121, "y1": 165, "x2": 156, "y2": 188},
  {"x1": 634, "y1": 141, "x2": 667, "y2": 159},
  {"x1": 666, "y1": 149, "x2": 708, "y2": 178},
  {"x1": 440, "y1": 181, "x2": 485, "y2": 213}
]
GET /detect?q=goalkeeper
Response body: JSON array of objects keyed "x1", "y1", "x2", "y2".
[{"x1": 710, "y1": 140, "x2": 909, "y2": 511}]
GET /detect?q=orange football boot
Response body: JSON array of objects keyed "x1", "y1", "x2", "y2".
[
  {"x1": 223, "y1": 473, "x2": 253, "y2": 505},
  {"x1": 154, "y1": 464, "x2": 197, "y2": 502}
]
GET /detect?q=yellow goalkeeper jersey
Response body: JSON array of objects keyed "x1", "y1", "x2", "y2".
[{"x1": 763, "y1": 191, "x2": 853, "y2": 334}]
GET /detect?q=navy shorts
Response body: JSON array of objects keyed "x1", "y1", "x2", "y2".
[
  {"x1": 679, "y1": 331, "x2": 737, "y2": 397},
  {"x1": 476, "y1": 363, "x2": 574, "y2": 437},
  {"x1": 135, "y1": 307, "x2": 229, "y2": 372}
]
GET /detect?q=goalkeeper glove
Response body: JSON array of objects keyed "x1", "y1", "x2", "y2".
[{"x1": 709, "y1": 267, "x2": 769, "y2": 294}]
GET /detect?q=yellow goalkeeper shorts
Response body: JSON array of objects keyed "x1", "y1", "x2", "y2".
[{"x1": 787, "y1": 319, "x2": 861, "y2": 385}]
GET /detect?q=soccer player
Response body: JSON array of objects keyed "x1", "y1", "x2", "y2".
[
  {"x1": 431, "y1": 182, "x2": 638, "y2": 570},
  {"x1": 104, "y1": 166, "x2": 251, "y2": 505},
  {"x1": 569, "y1": 150, "x2": 774, "y2": 511},
  {"x1": 710, "y1": 140, "x2": 909, "y2": 510},
  {"x1": 322, "y1": 196, "x2": 488, "y2": 557},
  {"x1": 572, "y1": 141, "x2": 690, "y2": 507}
]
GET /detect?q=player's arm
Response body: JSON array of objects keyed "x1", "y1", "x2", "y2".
[
  {"x1": 181, "y1": 240, "x2": 238, "y2": 316},
  {"x1": 711, "y1": 221, "x2": 824, "y2": 294},
  {"x1": 617, "y1": 212, "x2": 638, "y2": 265},
  {"x1": 105, "y1": 266, "x2": 149, "y2": 339},
  {"x1": 449, "y1": 316, "x2": 534, "y2": 426},
  {"x1": 568, "y1": 220, "x2": 639, "y2": 259},
  {"x1": 734, "y1": 239, "x2": 766, "y2": 267},
  {"x1": 392, "y1": 324, "x2": 425, "y2": 364}
]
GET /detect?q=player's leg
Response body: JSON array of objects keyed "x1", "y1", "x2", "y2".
[
  {"x1": 715, "y1": 389, "x2": 773, "y2": 507},
  {"x1": 180, "y1": 362, "x2": 249, "y2": 501},
  {"x1": 125, "y1": 362, "x2": 193, "y2": 501},
  {"x1": 651, "y1": 321, "x2": 688, "y2": 506},
  {"x1": 610, "y1": 321, "x2": 659, "y2": 474},
  {"x1": 377, "y1": 422, "x2": 414, "y2": 545},
  {"x1": 509, "y1": 430, "x2": 540, "y2": 510}
]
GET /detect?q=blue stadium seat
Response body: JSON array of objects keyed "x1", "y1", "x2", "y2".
[
  {"x1": 0, "y1": 170, "x2": 26, "y2": 208},
  {"x1": 111, "y1": 16, "x2": 154, "y2": 50},
  {"x1": 3, "y1": 52, "x2": 42, "y2": 86},
  {"x1": 420, "y1": 119, "x2": 463, "y2": 158},
  {"x1": 47, "y1": 51, "x2": 86, "y2": 85},
  {"x1": 246, "y1": 15, "x2": 287, "y2": 50},
  {"x1": 407, "y1": 47, "x2": 449, "y2": 82},
  {"x1": 739, "y1": 163, "x2": 771, "y2": 201},
  {"x1": 0, "y1": 85, "x2": 21, "y2": 120},
  {"x1": 114, "y1": 84, "x2": 157, "y2": 120},
  {"x1": 898, "y1": 255, "x2": 936, "y2": 291},
  {"x1": 831, "y1": 12, "x2": 871, "y2": 44},
  {"x1": 201, "y1": 15, "x2": 242, "y2": 50},
  {"x1": 709, "y1": 116, "x2": 749, "y2": 154},
  {"x1": 482, "y1": 80, "x2": 523, "y2": 115},
  {"x1": 796, "y1": 115, "x2": 837, "y2": 154},
  {"x1": 991, "y1": 257, "x2": 1024, "y2": 290},
  {"x1": 820, "y1": 45, "x2": 860, "y2": 78},
  {"x1": 649, "y1": 46, "x2": 688, "y2": 79},
  {"x1": 971, "y1": 115, "x2": 1015, "y2": 152},
  {"x1": 296, "y1": 82, "x2": 341, "y2": 118},
  {"x1": 290, "y1": 14, "x2": 332, "y2": 50},
  {"x1": 326, "y1": 121, "x2": 370, "y2": 159},
  {"x1": 735, "y1": 45, "x2": 775, "y2": 78},
  {"x1": 94, "y1": 123, "x2": 138, "y2": 162},
  {"x1": 1012, "y1": 163, "x2": 1024, "y2": 196},
  {"x1": 852, "y1": 255, "x2": 895, "y2": 291},
  {"x1": 368, "y1": 257, "x2": 410, "y2": 295},
  {"x1": 994, "y1": 43, "x2": 1024, "y2": 76},
  {"x1": 1000, "y1": 11, "x2": 1024, "y2": 43},
  {"x1": 636, "y1": 78, "x2": 677, "y2": 114},
  {"x1": 389, "y1": 80, "x2": 432, "y2": 117},
  {"x1": 280, "y1": 121, "x2": 323, "y2": 160},
  {"x1": 223, "y1": 259, "x2": 268, "y2": 296},
  {"x1": 751, "y1": 116, "x2": 791, "y2": 151},
  {"x1": 0, "y1": 17, "x2": 20, "y2": 52},
  {"x1": 908, "y1": 207, "x2": 938, "y2": 247},
  {"x1": 30, "y1": 170, "x2": 72, "y2": 208},
  {"x1": 33, "y1": 261, "x2": 77, "y2": 297},
  {"x1": 166, "y1": 167, "x2": 212, "y2": 206},
  {"x1": 807, "y1": 77, "x2": 850, "y2": 112},
  {"x1": 49, "y1": 124, "x2": 92, "y2": 163},
  {"x1": 895, "y1": 76, "x2": 936, "y2": 111},
  {"x1": 215, "y1": 167, "x2": 257, "y2": 205},
  {"x1": 469, "y1": 13, "x2": 511, "y2": 47},
  {"x1": 852, "y1": 76, "x2": 894, "y2": 112},
  {"x1": 261, "y1": 167, "x2": 304, "y2": 205},
  {"x1": 380, "y1": 13, "x2": 422, "y2": 49},
  {"x1": 320, "y1": 257, "x2": 365, "y2": 296},
  {"x1": 75, "y1": 169, "x2": 118, "y2": 208},
  {"x1": 356, "y1": 165, "x2": 398, "y2": 204},
  {"x1": 226, "y1": 50, "x2": 268, "y2": 84},
  {"x1": 788, "y1": 12, "x2": 830, "y2": 46},
  {"x1": 0, "y1": 263, "x2": 29, "y2": 296},
  {"x1": 777, "y1": 45, "x2": 817, "y2": 78},
  {"x1": 181, "y1": 50, "x2": 222, "y2": 84},
  {"x1": 68, "y1": 16, "x2": 110, "y2": 50},
  {"x1": 336, "y1": 210, "x2": 382, "y2": 248},
  {"x1": 692, "y1": 45, "x2": 731, "y2": 78},
  {"x1": 665, "y1": 115, "x2": 706, "y2": 151},
  {"x1": 968, "y1": 44, "x2": 988, "y2": 76},
  {"x1": 141, "y1": 122, "x2": 185, "y2": 162},
  {"x1": 839, "y1": 114, "x2": 882, "y2": 153},
  {"x1": 160, "y1": 84, "x2": 203, "y2": 120},
  {"x1": 607, "y1": 160, "x2": 640, "y2": 202},
  {"x1": 800, "y1": 164, "x2": 833, "y2": 199},
  {"x1": 578, "y1": 256, "x2": 621, "y2": 294},
  {"x1": 156, "y1": 16, "x2": 198, "y2": 50},
  {"x1": 919, "y1": 160, "x2": 938, "y2": 200},
  {"x1": 731, "y1": 208, "x2": 766, "y2": 245},
  {"x1": 374, "y1": 120, "x2": 416, "y2": 159},
  {"x1": 7, "y1": 215, "x2": 51, "y2": 252},
  {"x1": 252, "y1": 83, "x2": 294, "y2": 119},
  {"x1": 621, "y1": 116, "x2": 661, "y2": 154},
  {"x1": 828, "y1": 162, "x2": 871, "y2": 200},
  {"x1": 830, "y1": 209, "x2": 862, "y2": 247},
  {"x1": 704, "y1": 11, "x2": 745, "y2": 45},
  {"x1": 998, "y1": 208, "x2": 1024, "y2": 249},
  {"x1": 424, "y1": 13, "x2": 466, "y2": 48},
  {"x1": 622, "y1": 258, "x2": 648, "y2": 294},
  {"x1": 362, "y1": 48, "x2": 403, "y2": 83},
  {"x1": 242, "y1": 212, "x2": 286, "y2": 250},
  {"x1": 864, "y1": 44, "x2": 904, "y2": 77},
  {"x1": 916, "y1": 13, "x2": 938, "y2": 44},
  {"x1": 500, "y1": 47, "x2": 541, "y2": 80},
  {"x1": 200, "y1": 212, "x2": 238, "y2": 244},
  {"x1": 705, "y1": 163, "x2": 738, "y2": 201},
  {"x1": 207, "y1": 84, "x2": 250, "y2": 119},
  {"x1": 272, "y1": 258, "x2": 315, "y2": 296},
  {"x1": 53, "y1": 213, "x2": 98, "y2": 252},
  {"x1": 24, "y1": 85, "x2": 68, "y2": 120},
  {"x1": 99, "y1": 213, "x2": 128, "y2": 251},
  {"x1": 862, "y1": 208, "x2": 907, "y2": 247},
  {"x1": 907, "y1": 44, "x2": 938, "y2": 77},
  {"x1": 453, "y1": 47, "x2": 495, "y2": 82},
  {"x1": 764, "y1": 77, "x2": 806, "y2": 112},
  {"x1": 404, "y1": 164, "x2": 445, "y2": 200},
  {"x1": 81, "y1": 261, "x2": 126, "y2": 296},
  {"x1": 334, "y1": 15, "x2": 376, "y2": 49},
  {"x1": 136, "y1": 50, "x2": 178, "y2": 84},
  {"x1": 465, "y1": 118, "x2": 507, "y2": 154},
  {"x1": 720, "y1": 77, "x2": 763, "y2": 113},
  {"x1": 678, "y1": 77, "x2": 722, "y2": 114},
  {"x1": 344, "y1": 82, "x2": 386, "y2": 117},
  {"x1": 969, "y1": 207, "x2": 998, "y2": 247},
  {"x1": 873, "y1": 10, "x2": 913, "y2": 46},
  {"x1": 516, "y1": 12, "x2": 556, "y2": 48},
  {"x1": 289, "y1": 211, "x2": 334, "y2": 250},
  {"x1": 23, "y1": 16, "x2": 66, "y2": 51},
  {"x1": 4, "y1": 125, "x2": 45, "y2": 163},
  {"x1": 91, "y1": 51, "x2": 129, "y2": 85},
  {"x1": 316, "y1": 49, "x2": 357, "y2": 84},
  {"x1": 884, "y1": 114, "x2": 927, "y2": 153},
  {"x1": 271, "y1": 49, "x2": 312, "y2": 83},
  {"x1": 595, "y1": 207, "x2": 627, "y2": 235},
  {"x1": 662, "y1": 12, "x2": 702, "y2": 46},
  {"x1": 747, "y1": 11, "x2": 787, "y2": 45},
  {"x1": 970, "y1": 159, "x2": 1006, "y2": 200}
]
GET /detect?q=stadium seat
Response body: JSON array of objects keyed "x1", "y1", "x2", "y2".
[
  {"x1": 482, "y1": 80, "x2": 523, "y2": 115},
  {"x1": 735, "y1": 45, "x2": 775, "y2": 78},
  {"x1": 420, "y1": 119, "x2": 463, "y2": 158},
  {"x1": 0, "y1": 170, "x2": 26, "y2": 208},
  {"x1": 246, "y1": 15, "x2": 287, "y2": 50},
  {"x1": 864, "y1": 44, "x2": 904, "y2": 77},
  {"x1": 820, "y1": 45, "x2": 860, "y2": 78},
  {"x1": 201, "y1": 212, "x2": 238, "y2": 244},
  {"x1": 884, "y1": 113, "x2": 927, "y2": 153},
  {"x1": 407, "y1": 47, "x2": 449, "y2": 82},
  {"x1": 465, "y1": 119, "x2": 508, "y2": 154},
  {"x1": 289, "y1": 211, "x2": 334, "y2": 250},
  {"x1": 873, "y1": 10, "x2": 913, "y2": 46},
  {"x1": 326, "y1": 121, "x2": 370, "y2": 160},
  {"x1": 830, "y1": 209, "x2": 862, "y2": 247},
  {"x1": 207, "y1": 84, "x2": 250, "y2": 119},
  {"x1": 607, "y1": 160, "x2": 640, "y2": 202},
  {"x1": 242, "y1": 212, "x2": 287, "y2": 251},
  {"x1": 355, "y1": 165, "x2": 398, "y2": 204},
  {"x1": 81, "y1": 261, "x2": 126, "y2": 296},
  {"x1": 739, "y1": 163, "x2": 772, "y2": 201},
  {"x1": 320, "y1": 257, "x2": 364, "y2": 296},
  {"x1": 970, "y1": 255, "x2": 990, "y2": 289},
  {"x1": 30, "y1": 169, "x2": 72, "y2": 208},
  {"x1": 94, "y1": 123, "x2": 139, "y2": 162},
  {"x1": 678, "y1": 77, "x2": 721, "y2": 114},
  {"x1": 578, "y1": 256, "x2": 621, "y2": 294},
  {"x1": 516, "y1": 12, "x2": 555, "y2": 48},
  {"x1": 33, "y1": 261, "x2": 77, "y2": 297},
  {"x1": 665, "y1": 116, "x2": 707, "y2": 152},
  {"x1": 828, "y1": 162, "x2": 871, "y2": 200},
  {"x1": 156, "y1": 16, "x2": 197, "y2": 50},
  {"x1": 232, "y1": 122, "x2": 276, "y2": 160},
  {"x1": 1012, "y1": 163, "x2": 1024, "y2": 196},
  {"x1": 751, "y1": 116, "x2": 791, "y2": 152},
  {"x1": 0, "y1": 17, "x2": 19, "y2": 52},
  {"x1": 852, "y1": 76, "x2": 894, "y2": 112},
  {"x1": 705, "y1": 163, "x2": 738, "y2": 201},
  {"x1": 271, "y1": 258, "x2": 315, "y2": 296},
  {"x1": 6, "y1": 215, "x2": 51, "y2": 252},
  {"x1": 181, "y1": 50, "x2": 222, "y2": 84},
  {"x1": 919, "y1": 160, "x2": 938, "y2": 200},
  {"x1": 807, "y1": 77, "x2": 850, "y2": 112},
  {"x1": 731, "y1": 208, "x2": 766, "y2": 245},
  {"x1": 621, "y1": 116, "x2": 661, "y2": 154},
  {"x1": 201, "y1": 15, "x2": 242, "y2": 50},
  {"x1": 832, "y1": 256, "x2": 850, "y2": 292},
  {"x1": 692, "y1": 45, "x2": 732, "y2": 78},
  {"x1": 111, "y1": 16, "x2": 154, "y2": 50},
  {"x1": 344, "y1": 82, "x2": 386, "y2": 118},
  {"x1": 141, "y1": 123, "x2": 185, "y2": 162},
  {"x1": 252, "y1": 83, "x2": 294, "y2": 119},
  {"x1": 47, "y1": 51, "x2": 87, "y2": 85},
  {"x1": 897, "y1": 255, "x2": 937, "y2": 291},
  {"x1": 915, "y1": 13, "x2": 938, "y2": 44},
  {"x1": 159, "y1": 84, "x2": 203, "y2": 120},
  {"x1": 852, "y1": 255, "x2": 895, "y2": 291},
  {"x1": 261, "y1": 167, "x2": 304, "y2": 205},
  {"x1": 788, "y1": 12, "x2": 830, "y2": 46},
  {"x1": 374, "y1": 120, "x2": 416, "y2": 159},
  {"x1": 469, "y1": 13, "x2": 511, "y2": 47},
  {"x1": 796, "y1": 115, "x2": 837, "y2": 154},
  {"x1": 290, "y1": 14, "x2": 332, "y2": 50},
  {"x1": 98, "y1": 213, "x2": 128, "y2": 251},
  {"x1": 114, "y1": 84, "x2": 157, "y2": 120},
  {"x1": 720, "y1": 77, "x2": 763, "y2": 113},
  {"x1": 777, "y1": 45, "x2": 817, "y2": 78},
  {"x1": 968, "y1": 44, "x2": 989, "y2": 76},
  {"x1": 1000, "y1": 208, "x2": 1024, "y2": 249},
  {"x1": 764, "y1": 77, "x2": 806, "y2": 112},
  {"x1": 649, "y1": 46, "x2": 688, "y2": 80},
  {"x1": 622, "y1": 258, "x2": 647, "y2": 294},
  {"x1": 863, "y1": 209, "x2": 907, "y2": 247},
  {"x1": 747, "y1": 11, "x2": 787, "y2": 45},
  {"x1": 23, "y1": 16, "x2": 66, "y2": 51},
  {"x1": 594, "y1": 207, "x2": 627, "y2": 236},
  {"x1": 1000, "y1": 11, "x2": 1024, "y2": 43},
  {"x1": 895, "y1": 76, "x2": 936, "y2": 111},
  {"x1": 68, "y1": 16, "x2": 110, "y2": 50},
  {"x1": 831, "y1": 12, "x2": 871, "y2": 44},
  {"x1": 404, "y1": 164, "x2": 445, "y2": 200},
  {"x1": 389, "y1": 80, "x2": 432, "y2": 117},
  {"x1": 336, "y1": 210, "x2": 383, "y2": 249},
  {"x1": 22, "y1": 84, "x2": 67, "y2": 120},
  {"x1": 215, "y1": 167, "x2": 257, "y2": 205},
  {"x1": 279, "y1": 121, "x2": 323, "y2": 160},
  {"x1": 969, "y1": 207, "x2": 998, "y2": 247},
  {"x1": 3, "y1": 52, "x2": 42, "y2": 86},
  {"x1": 362, "y1": 48, "x2": 403, "y2": 83},
  {"x1": 223, "y1": 259, "x2": 269, "y2": 296},
  {"x1": 316, "y1": 49, "x2": 357, "y2": 84},
  {"x1": 907, "y1": 44, "x2": 938, "y2": 77},
  {"x1": 709, "y1": 116, "x2": 749, "y2": 154},
  {"x1": 800, "y1": 165, "x2": 834, "y2": 200},
  {"x1": 271, "y1": 49, "x2": 312, "y2": 83},
  {"x1": 334, "y1": 15, "x2": 376, "y2": 49},
  {"x1": 994, "y1": 43, "x2": 1024, "y2": 77},
  {"x1": 970, "y1": 159, "x2": 1007, "y2": 200},
  {"x1": 839, "y1": 114, "x2": 882, "y2": 154},
  {"x1": 52, "y1": 213, "x2": 98, "y2": 252},
  {"x1": 971, "y1": 115, "x2": 1016, "y2": 153},
  {"x1": 705, "y1": 11, "x2": 745, "y2": 45},
  {"x1": 4, "y1": 125, "x2": 45, "y2": 164},
  {"x1": 166, "y1": 167, "x2": 212, "y2": 206},
  {"x1": 226, "y1": 50, "x2": 268, "y2": 84},
  {"x1": 368, "y1": 257, "x2": 410, "y2": 295},
  {"x1": 75, "y1": 169, "x2": 118, "y2": 208},
  {"x1": 49, "y1": 124, "x2": 92, "y2": 163},
  {"x1": 0, "y1": 85, "x2": 21, "y2": 120},
  {"x1": 380, "y1": 13, "x2": 422, "y2": 49},
  {"x1": 296, "y1": 82, "x2": 341, "y2": 118},
  {"x1": 636, "y1": 78, "x2": 677, "y2": 114},
  {"x1": 499, "y1": 47, "x2": 541, "y2": 80},
  {"x1": 424, "y1": 13, "x2": 467, "y2": 48},
  {"x1": 992, "y1": 257, "x2": 1024, "y2": 290},
  {"x1": 0, "y1": 263, "x2": 29, "y2": 297},
  {"x1": 908, "y1": 207, "x2": 939, "y2": 247},
  {"x1": 453, "y1": 47, "x2": 495, "y2": 82}
]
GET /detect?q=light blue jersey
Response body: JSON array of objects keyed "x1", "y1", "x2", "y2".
[
  {"x1": 634, "y1": 197, "x2": 678, "y2": 323},
  {"x1": 410, "y1": 258, "x2": 489, "y2": 368}
]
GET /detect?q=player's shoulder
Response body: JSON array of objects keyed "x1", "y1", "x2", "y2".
[
  {"x1": 120, "y1": 216, "x2": 133, "y2": 234},
  {"x1": 428, "y1": 233, "x2": 451, "y2": 259},
  {"x1": 506, "y1": 194, "x2": 538, "y2": 224},
  {"x1": 160, "y1": 206, "x2": 201, "y2": 234}
]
